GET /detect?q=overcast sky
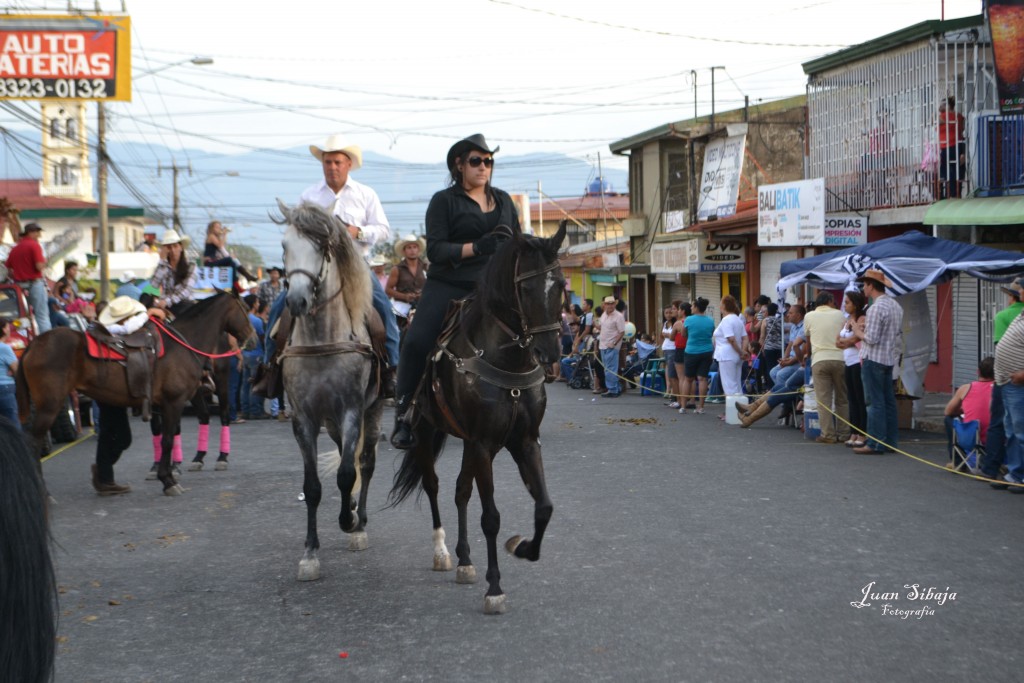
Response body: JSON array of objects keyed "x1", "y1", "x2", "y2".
[{"x1": 105, "y1": 0, "x2": 984, "y2": 169}]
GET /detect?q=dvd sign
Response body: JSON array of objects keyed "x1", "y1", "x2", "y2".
[{"x1": 701, "y1": 240, "x2": 745, "y2": 272}]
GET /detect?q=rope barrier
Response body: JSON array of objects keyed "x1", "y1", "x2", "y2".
[
  {"x1": 811, "y1": 390, "x2": 1024, "y2": 489},
  {"x1": 40, "y1": 429, "x2": 95, "y2": 463}
]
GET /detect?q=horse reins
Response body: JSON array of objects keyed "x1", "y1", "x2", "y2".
[
  {"x1": 284, "y1": 224, "x2": 349, "y2": 317},
  {"x1": 493, "y1": 257, "x2": 563, "y2": 350},
  {"x1": 148, "y1": 315, "x2": 240, "y2": 359}
]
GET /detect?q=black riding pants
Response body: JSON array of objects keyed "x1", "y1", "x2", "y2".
[
  {"x1": 95, "y1": 402, "x2": 132, "y2": 483},
  {"x1": 395, "y1": 278, "x2": 474, "y2": 402}
]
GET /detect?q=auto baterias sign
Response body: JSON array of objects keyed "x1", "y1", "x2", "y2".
[{"x1": 0, "y1": 14, "x2": 131, "y2": 101}]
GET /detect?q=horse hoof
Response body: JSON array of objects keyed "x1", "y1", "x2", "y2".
[
  {"x1": 483, "y1": 594, "x2": 508, "y2": 615},
  {"x1": 188, "y1": 462, "x2": 203, "y2": 472},
  {"x1": 505, "y1": 535, "x2": 525, "y2": 555},
  {"x1": 297, "y1": 559, "x2": 321, "y2": 582},
  {"x1": 433, "y1": 553, "x2": 452, "y2": 571},
  {"x1": 215, "y1": 461, "x2": 228, "y2": 471},
  {"x1": 455, "y1": 565, "x2": 477, "y2": 584},
  {"x1": 163, "y1": 484, "x2": 185, "y2": 497},
  {"x1": 145, "y1": 469, "x2": 158, "y2": 481},
  {"x1": 348, "y1": 531, "x2": 369, "y2": 551}
]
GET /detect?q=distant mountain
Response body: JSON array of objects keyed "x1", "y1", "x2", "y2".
[{"x1": 0, "y1": 126, "x2": 627, "y2": 264}]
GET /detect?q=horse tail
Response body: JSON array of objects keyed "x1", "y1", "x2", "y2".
[
  {"x1": 0, "y1": 419, "x2": 57, "y2": 683},
  {"x1": 15, "y1": 352, "x2": 31, "y2": 426},
  {"x1": 388, "y1": 433, "x2": 444, "y2": 507}
]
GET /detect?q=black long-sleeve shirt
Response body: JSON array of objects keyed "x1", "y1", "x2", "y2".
[{"x1": 424, "y1": 185, "x2": 521, "y2": 286}]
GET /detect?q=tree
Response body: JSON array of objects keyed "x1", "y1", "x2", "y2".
[{"x1": 231, "y1": 244, "x2": 264, "y2": 274}]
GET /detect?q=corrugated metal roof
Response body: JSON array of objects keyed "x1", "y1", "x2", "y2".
[
  {"x1": 0, "y1": 178, "x2": 143, "y2": 216},
  {"x1": 802, "y1": 15, "x2": 984, "y2": 76},
  {"x1": 531, "y1": 194, "x2": 630, "y2": 221}
]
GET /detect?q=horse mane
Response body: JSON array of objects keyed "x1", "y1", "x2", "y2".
[
  {"x1": 463, "y1": 233, "x2": 558, "y2": 331},
  {"x1": 273, "y1": 201, "x2": 373, "y2": 329},
  {"x1": 0, "y1": 419, "x2": 56, "y2": 683},
  {"x1": 172, "y1": 290, "x2": 231, "y2": 321}
]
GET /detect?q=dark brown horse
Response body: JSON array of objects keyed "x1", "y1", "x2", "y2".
[
  {"x1": 17, "y1": 292, "x2": 254, "y2": 495},
  {"x1": 389, "y1": 223, "x2": 566, "y2": 614}
]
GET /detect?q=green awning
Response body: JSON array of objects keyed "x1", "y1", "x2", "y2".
[{"x1": 923, "y1": 196, "x2": 1024, "y2": 226}]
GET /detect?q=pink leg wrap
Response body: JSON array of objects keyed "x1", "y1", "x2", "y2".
[
  {"x1": 220, "y1": 426, "x2": 231, "y2": 454},
  {"x1": 197, "y1": 424, "x2": 210, "y2": 452},
  {"x1": 172, "y1": 435, "x2": 183, "y2": 463},
  {"x1": 152, "y1": 435, "x2": 162, "y2": 462}
]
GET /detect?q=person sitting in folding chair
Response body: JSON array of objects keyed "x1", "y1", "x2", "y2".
[{"x1": 944, "y1": 356, "x2": 995, "y2": 471}]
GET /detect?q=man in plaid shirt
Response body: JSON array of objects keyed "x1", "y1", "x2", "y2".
[
  {"x1": 256, "y1": 266, "x2": 284, "y2": 311},
  {"x1": 853, "y1": 269, "x2": 904, "y2": 455}
]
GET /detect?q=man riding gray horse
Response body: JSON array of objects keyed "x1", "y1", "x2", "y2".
[{"x1": 263, "y1": 135, "x2": 400, "y2": 396}]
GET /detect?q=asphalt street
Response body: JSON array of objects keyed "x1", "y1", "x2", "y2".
[{"x1": 44, "y1": 384, "x2": 1024, "y2": 682}]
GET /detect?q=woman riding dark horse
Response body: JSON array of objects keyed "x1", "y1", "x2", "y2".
[{"x1": 391, "y1": 133, "x2": 521, "y2": 449}]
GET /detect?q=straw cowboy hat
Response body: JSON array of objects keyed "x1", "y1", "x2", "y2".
[
  {"x1": 309, "y1": 135, "x2": 363, "y2": 170},
  {"x1": 99, "y1": 295, "x2": 146, "y2": 326},
  {"x1": 446, "y1": 134, "x2": 499, "y2": 175},
  {"x1": 1001, "y1": 277, "x2": 1024, "y2": 300},
  {"x1": 159, "y1": 229, "x2": 188, "y2": 246},
  {"x1": 856, "y1": 268, "x2": 893, "y2": 288},
  {"x1": 602, "y1": 296, "x2": 617, "y2": 305},
  {"x1": 369, "y1": 255, "x2": 388, "y2": 268},
  {"x1": 394, "y1": 233, "x2": 426, "y2": 259}
]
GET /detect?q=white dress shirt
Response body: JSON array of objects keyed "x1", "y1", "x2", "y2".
[{"x1": 299, "y1": 178, "x2": 390, "y2": 259}]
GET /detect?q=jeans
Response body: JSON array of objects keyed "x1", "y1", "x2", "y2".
[
  {"x1": 228, "y1": 357, "x2": 242, "y2": 421},
  {"x1": 861, "y1": 359, "x2": 897, "y2": 452},
  {"x1": 601, "y1": 346, "x2": 621, "y2": 394},
  {"x1": 241, "y1": 356, "x2": 263, "y2": 416},
  {"x1": 766, "y1": 368, "x2": 806, "y2": 410},
  {"x1": 1002, "y1": 383, "x2": 1024, "y2": 482},
  {"x1": 845, "y1": 363, "x2": 867, "y2": 439},
  {"x1": 25, "y1": 279, "x2": 51, "y2": 334},
  {"x1": 264, "y1": 276, "x2": 400, "y2": 368},
  {"x1": 0, "y1": 384, "x2": 17, "y2": 424},
  {"x1": 981, "y1": 382, "x2": 1005, "y2": 477}
]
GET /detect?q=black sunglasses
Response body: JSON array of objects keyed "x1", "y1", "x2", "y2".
[{"x1": 466, "y1": 156, "x2": 494, "y2": 168}]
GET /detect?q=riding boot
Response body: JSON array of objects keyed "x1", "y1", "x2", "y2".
[
  {"x1": 736, "y1": 395, "x2": 766, "y2": 416},
  {"x1": 91, "y1": 464, "x2": 131, "y2": 496},
  {"x1": 381, "y1": 365, "x2": 396, "y2": 400},
  {"x1": 390, "y1": 395, "x2": 417, "y2": 450},
  {"x1": 740, "y1": 401, "x2": 773, "y2": 428},
  {"x1": 201, "y1": 362, "x2": 216, "y2": 395}
]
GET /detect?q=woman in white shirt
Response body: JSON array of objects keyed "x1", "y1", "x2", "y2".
[
  {"x1": 661, "y1": 304, "x2": 678, "y2": 406},
  {"x1": 712, "y1": 294, "x2": 749, "y2": 397}
]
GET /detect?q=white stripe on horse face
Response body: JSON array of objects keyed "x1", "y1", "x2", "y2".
[{"x1": 544, "y1": 269, "x2": 559, "y2": 300}]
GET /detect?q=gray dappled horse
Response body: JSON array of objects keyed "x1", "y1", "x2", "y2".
[
  {"x1": 389, "y1": 222, "x2": 567, "y2": 614},
  {"x1": 274, "y1": 201, "x2": 384, "y2": 582}
]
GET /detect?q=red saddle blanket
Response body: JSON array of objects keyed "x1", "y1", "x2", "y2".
[{"x1": 85, "y1": 331, "x2": 165, "y2": 361}]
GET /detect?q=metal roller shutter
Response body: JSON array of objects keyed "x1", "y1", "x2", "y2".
[
  {"x1": 952, "y1": 276, "x2": 979, "y2": 388},
  {"x1": 694, "y1": 274, "x2": 721, "y2": 324},
  {"x1": 759, "y1": 249, "x2": 799, "y2": 303}
]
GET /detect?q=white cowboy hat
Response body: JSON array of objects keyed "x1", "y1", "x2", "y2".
[
  {"x1": 309, "y1": 135, "x2": 363, "y2": 169},
  {"x1": 118, "y1": 270, "x2": 136, "y2": 284},
  {"x1": 369, "y1": 255, "x2": 388, "y2": 267},
  {"x1": 99, "y1": 296, "x2": 146, "y2": 326},
  {"x1": 394, "y1": 233, "x2": 426, "y2": 259},
  {"x1": 159, "y1": 229, "x2": 185, "y2": 246}
]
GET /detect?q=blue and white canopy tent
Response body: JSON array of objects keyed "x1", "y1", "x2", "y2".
[
  {"x1": 775, "y1": 231, "x2": 1024, "y2": 296},
  {"x1": 775, "y1": 231, "x2": 1024, "y2": 402}
]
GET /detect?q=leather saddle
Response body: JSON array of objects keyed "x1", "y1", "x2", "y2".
[{"x1": 86, "y1": 322, "x2": 162, "y2": 421}]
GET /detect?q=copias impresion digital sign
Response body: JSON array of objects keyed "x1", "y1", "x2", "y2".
[{"x1": 0, "y1": 15, "x2": 131, "y2": 102}]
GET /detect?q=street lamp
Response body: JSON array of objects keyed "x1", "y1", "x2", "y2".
[{"x1": 97, "y1": 57, "x2": 214, "y2": 300}]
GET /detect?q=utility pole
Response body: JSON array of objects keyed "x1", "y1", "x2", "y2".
[
  {"x1": 597, "y1": 152, "x2": 607, "y2": 242},
  {"x1": 537, "y1": 180, "x2": 543, "y2": 236},
  {"x1": 158, "y1": 161, "x2": 192, "y2": 233},
  {"x1": 97, "y1": 102, "x2": 109, "y2": 301},
  {"x1": 690, "y1": 70, "x2": 698, "y2": 121}
]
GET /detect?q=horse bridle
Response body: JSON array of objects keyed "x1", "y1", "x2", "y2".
[
  {"x1": 284, "y1": 227, "x2": 344, "y2": 316},
  {"x1": 493, "y1": 256, "x2": 564, "y2": 350}
]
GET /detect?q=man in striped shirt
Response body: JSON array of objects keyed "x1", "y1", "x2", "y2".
[
  {"x1": 992, "y1": 311, "x2": 1024, "y2": 491},
  {"x1": 853, "y1": 269, "x2": 904, "y2": 455}
]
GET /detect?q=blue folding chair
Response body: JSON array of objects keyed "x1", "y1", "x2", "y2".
[{"x1": 950, "y1": 418, "x2": 985, "y2": 474}]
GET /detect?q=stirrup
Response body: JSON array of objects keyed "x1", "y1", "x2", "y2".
[{"x1": 390, "y1": 419, "x2": 417, "y2": 450}]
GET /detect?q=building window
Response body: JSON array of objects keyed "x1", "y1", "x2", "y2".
[
  {"x1": 629, "y1": 152, "x2": 644, "y2": 215},
  {"x1": 665, "y1": 152, "x2": 687, "y2": 213},
  {"x1": 58, "y1": 159, "x2": 70, "y2": 185},
  {"x1": 66, "y1": 118, "x2": 77, "y2": 142},
  {"x1": 50, "y1": 118, "x2": 61, "y2": 140}
]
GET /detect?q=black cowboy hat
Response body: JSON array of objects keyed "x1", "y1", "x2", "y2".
[
  {"x1": 446, "y1": 134, "x2": 500, "y2": 174},
  {"x1": 267, "y1": 266, "x2": 283, "y2": 275},
  {"x1": 21, "y1": 223, "x2": 42, "y2": 236}
]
